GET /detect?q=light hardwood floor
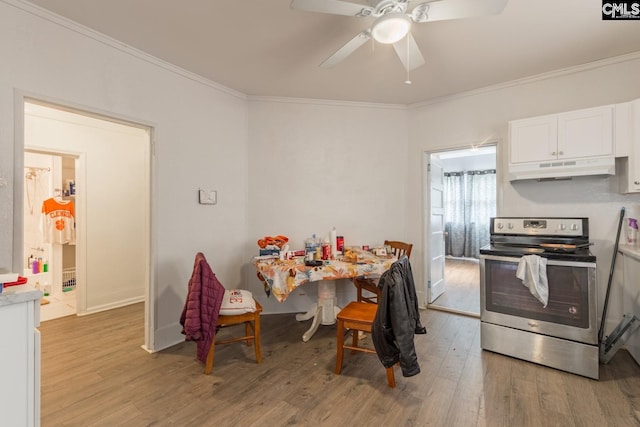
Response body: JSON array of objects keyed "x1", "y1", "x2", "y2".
[
  {"x1": 430, "y1": 257, "x2": 480, "y2": 316},
  {"x1": 40, "y1": 302, "x2": 640, "y2": 426}
]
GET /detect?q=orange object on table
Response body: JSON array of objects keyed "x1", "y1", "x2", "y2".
[{"x1": 257, "y1": 235, "x2": 289, "y2": 249}]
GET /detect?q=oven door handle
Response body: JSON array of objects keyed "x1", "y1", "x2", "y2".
[{"x1": 479, "y1": 254, "x2": 596, "y2": 268}]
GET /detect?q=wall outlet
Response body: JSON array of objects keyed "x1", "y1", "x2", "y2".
[{"x1": 198, "y1": 189, "x2": 217, "y2": 205}]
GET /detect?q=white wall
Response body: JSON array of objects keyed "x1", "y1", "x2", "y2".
[
  {"x1": 246, "y1": 99, "x2": 410, "y2": 313},
  {"x1": 0, "y1": 0, "x2": 249, "y2": 351},
  {"x1": 408, "y1": 56, "x2": 640, "y2": 333}
]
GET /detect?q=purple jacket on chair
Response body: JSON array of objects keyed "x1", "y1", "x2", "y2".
[{"x1": 180, "y1": 252, "x2": 226, "y2": 363}]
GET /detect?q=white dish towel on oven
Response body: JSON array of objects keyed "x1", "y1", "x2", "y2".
[{"x1": 516, "y1": 254, "x2": 549, "y2": 307}]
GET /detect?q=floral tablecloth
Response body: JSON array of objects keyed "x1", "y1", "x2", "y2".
[{"x1": 254, "y1": 250, "x2": 396, "y2": 302}]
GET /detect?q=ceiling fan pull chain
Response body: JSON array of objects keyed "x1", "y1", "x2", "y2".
[{"x1": 405, "y1": 34, "x2": 412, "y2": 85}]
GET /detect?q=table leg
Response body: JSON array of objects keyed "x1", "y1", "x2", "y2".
[
  {"x1": 297, "y1": 281, "x2": 341, "y2": 342},
  {"x1": 301, "y1": 306, "x2": 322, "y2": 342},
  {"x1": 295, "y1": 304, "x2": 318, "y2": 322},
  {"x1": 333, "y1": 304, "x2": 342, "y2": 319}
]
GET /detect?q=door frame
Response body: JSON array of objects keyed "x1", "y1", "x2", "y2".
[
  {"x1": 426, "y1": 154, "x2": 446, "y2": 305},
  {"x1": 13, "y1": 90, "x2": 156, "y2": 352},
  {"x1": 422, "y1": 141, "x2": 503, "y2": 315},
  {"x1": 23, "y1": 149, "x2": 83, "y2": 313}
]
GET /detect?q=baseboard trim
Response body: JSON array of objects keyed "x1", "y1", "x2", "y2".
[{"x1": 427, "y1": 304, "x2": 480, "y2": 319}]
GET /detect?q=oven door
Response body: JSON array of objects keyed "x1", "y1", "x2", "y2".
[{"x1": 480, "y1": 254, "x2": 597, "y2": 344}]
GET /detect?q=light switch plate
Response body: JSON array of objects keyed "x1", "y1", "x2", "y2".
[{"x1": 198, "y1": 189, "x2": 217, "y2": 205}]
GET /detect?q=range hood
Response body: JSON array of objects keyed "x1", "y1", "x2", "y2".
[{"x1": 508, "y1": 156, "x2": 615, "y2": 181}]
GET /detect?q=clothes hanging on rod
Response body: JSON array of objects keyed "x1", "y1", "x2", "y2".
[
  {"x1": 24, "y1": 166, "x2": 51, "y2": 172},
  {"x1": 25, "y1": 166, "x2": 50, "y2": 215},
  {"x1": 41, "y1": 197, "x2": 76, "y2": 245}
]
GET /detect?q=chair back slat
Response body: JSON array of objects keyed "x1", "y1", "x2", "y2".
[
  {"x1": 384, "y1": 240, "x2": 413, "y2": 259},
  {"x1": 353, "y1": 240, "x2": 413, "y2": 305}
]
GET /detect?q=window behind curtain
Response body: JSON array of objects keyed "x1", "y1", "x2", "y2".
[{"x1": 444, "y1": 169, "x2": 496, "y2": 258}]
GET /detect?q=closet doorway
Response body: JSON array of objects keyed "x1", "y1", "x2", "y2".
[
  {"x1": 23, "y1": 152, "x2": 78, "y2": 321},
  {"x1": 425, "y1": 144, "x2": 498, "y2": 317},
  {"x1": 21, "y1": 100, "x2": 152, "y2": 338}
]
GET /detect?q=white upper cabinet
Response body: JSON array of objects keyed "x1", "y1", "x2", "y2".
[
  {"x1": 510, "y1": 105, "x2": 613, "y2": 164},
  {"x1": 509, "y1": 114, "x2": 557, "y2": 164},
  {"x1": 508, "y1": 105, "x2": 615, "y2": 181},
  {"x1": 618, "y1": 99, "x2": 640, "y2": 193},
  {"x1": 558, "y1": 106, "x2": 614, "y2": 159}
]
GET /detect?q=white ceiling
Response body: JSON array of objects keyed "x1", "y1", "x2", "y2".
[{"x1": 25, "y1": 0, "x2": 640, "y2": 105}]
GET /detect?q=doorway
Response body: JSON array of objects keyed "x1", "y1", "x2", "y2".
[
  {"x1": 424, "y1": 144, "x2": 498, "y2": 317},
  {"x1": 23, "y1": 151, "x2": 78, "y2": 321},
  {"x1": 19, "y1": 98, "x2": 153, "y2": 349}
]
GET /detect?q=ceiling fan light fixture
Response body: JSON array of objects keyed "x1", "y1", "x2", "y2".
[{"x1": 371, "y1": 12, "x2": 411, "y2": 44}]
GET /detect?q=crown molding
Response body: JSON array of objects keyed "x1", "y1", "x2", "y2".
[
  {"x1": 247, "y1": 95, "x2": 406, "y2": 110},
  {"x1": 409, "y1": 50, "x2": 640, "y2": 109}
]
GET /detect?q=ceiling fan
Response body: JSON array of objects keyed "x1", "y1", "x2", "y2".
[{"x1": 290, "y1": 0, "x2": 508, "y2": 72}]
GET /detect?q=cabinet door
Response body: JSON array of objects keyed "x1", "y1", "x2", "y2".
[
  {"x1": 622, "y1": 253, "x2": 640, "y2": 365},
  {"x1": 509, "y1": 115, "x2": 557, "y2": 164},
  {"x1": 630, "y1": 100, "x2": 640, "y2": 192},
  {"x1": 618, "y1": 100, "x2": 640, "y2": 193},
  {"x1": 0, "y1": 303, "x2": 30, "y2": 426},
  {"x1": 558, "y1": 105, "x2": 613, "y2": 159}
]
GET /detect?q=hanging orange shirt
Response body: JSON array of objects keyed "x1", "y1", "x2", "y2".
[{"x1": 41, "y1": 198, "x2": 76, "y2": 245}]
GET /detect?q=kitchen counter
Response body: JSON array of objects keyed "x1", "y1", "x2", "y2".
[
  {"x1": 617, "y1": 245, "x2": 640, "y2": 367},
  {"x1": 0, "y1": 284, "x2": 42, "y2": 307},
  {"x1": 619, "y1": 244, "x2": 640, "y2": 261}
]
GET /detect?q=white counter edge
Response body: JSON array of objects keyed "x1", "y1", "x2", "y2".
[{"x1": 0, "y1": 284, "x2": 43, "y2": 307}]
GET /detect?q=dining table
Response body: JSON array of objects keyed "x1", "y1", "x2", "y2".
[{"x1": 254, "y1": 248, "x2": 396, "y2": 341}]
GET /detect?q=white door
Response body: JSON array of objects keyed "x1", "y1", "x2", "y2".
[{"x1": 427, "y1": 155, "x2": 446, "y2": 303}]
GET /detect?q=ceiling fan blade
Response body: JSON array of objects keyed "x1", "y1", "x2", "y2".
[
  {"x1": 320, "y1": 31, "x2": 371, "y2": 68},
  {"x1": 392, "y1": 32, "x2": 425, "y2": 71},
  {"x1": 411, "y1": 0, "x2": 508, "y2": 23},
  {"x1": 290, "y1": 0, "x2": 374, "y2": 17}
]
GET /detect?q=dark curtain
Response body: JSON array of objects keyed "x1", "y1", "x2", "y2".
[{"x1": 444, "y1": 169, "x2": 496, "y2": 258}]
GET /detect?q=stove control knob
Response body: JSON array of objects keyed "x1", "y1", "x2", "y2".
[
  {"x1": 570, "y1": 223, "x2": 579, "y2": 231},
  {"x1": 507, "y1": 223, "x2": 514, "y2": 230},
  {"x1": 497, "y1": 223, "x2": 504, "y2": 230},
  {"x1": 558, "y1": 224, "x2": 566, "y2": 231}
]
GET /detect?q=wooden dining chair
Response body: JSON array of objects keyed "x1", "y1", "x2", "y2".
[
  {"x1": 204, "y1": 301, "x2": 263, "y2": 375},
  {"x1": 353, "y1": 240, "x2": 413, "y2": 304},
  {"x1": 335, "y1": 301, "x2": 396, "y2": 388}
]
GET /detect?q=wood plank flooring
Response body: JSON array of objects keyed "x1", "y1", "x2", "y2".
[
  {"x1": 40, "y1": 303, "x2": 640, "y2": 426},
  {"x1": 429, "y1": 257, "x2": 480, "y2": 315}
]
